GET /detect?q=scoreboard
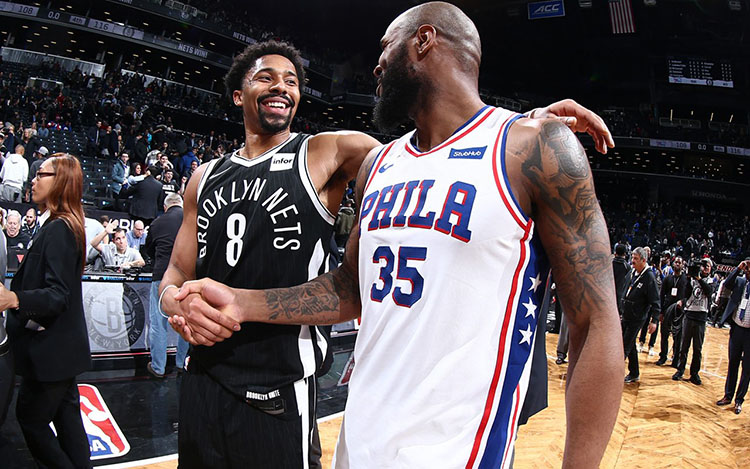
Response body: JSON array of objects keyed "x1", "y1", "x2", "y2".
[{"x1": 667, "y1": 57, "x2": 734, "y2": 88}]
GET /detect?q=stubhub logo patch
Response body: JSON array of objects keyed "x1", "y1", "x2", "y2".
[
  {"x1": 270, "y1": 153, "x2": 295, "y2": 171},
  {"x1": 448, "y1": 146, "x2": 487, "y2": 160}
]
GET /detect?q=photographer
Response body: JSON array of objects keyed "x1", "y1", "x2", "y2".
[{"x1": 672, "y1": 258, "x2": 714, "y2": 384}]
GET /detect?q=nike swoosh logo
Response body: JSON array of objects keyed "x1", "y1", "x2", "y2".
[
  {"x1": 208, "y1": 167, "x2": 232, "y2": 180},
  {"x1": 378, "y1": 163, "x2": 394, "y2": 173}
]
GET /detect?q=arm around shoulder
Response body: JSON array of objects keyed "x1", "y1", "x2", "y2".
[{"x1": 511, "y1": 119, "x2": 622, "y2": 468}]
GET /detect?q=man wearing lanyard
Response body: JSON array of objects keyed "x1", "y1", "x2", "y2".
[
  {"x1": 656, "y1": 256, "x2": 689, "y2": 367},
  {"x1": 716, "y1": 259, "x2": 750, "y2": 415},
  {"x1": 620, "y1": 247, "x2": 660, "y2": 383}
]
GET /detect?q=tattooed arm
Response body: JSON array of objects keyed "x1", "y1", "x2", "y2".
[
  {"x1": 505, "y1": 119, "x2": 622, "y2": 469},
  {"x1": 171, "y1": 147, "x2": 381, "y2": 344}
]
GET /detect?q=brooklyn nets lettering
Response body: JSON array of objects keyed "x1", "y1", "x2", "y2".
[{"x1": 197, "y1": 176, "x2": 302, "y2": 257}]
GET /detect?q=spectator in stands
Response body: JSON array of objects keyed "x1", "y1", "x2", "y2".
[
  {"x1": 2, "y1": 125, "x2": 16, "y2": 156},
  {"x1": 20, "y1": 208, "x2": 39, "y2": 241},
  {"x1": 126, "y1": 220, "x2": 147, "y2": 250},
  {"x1": 110, "y1": 152, "x2": 130, "y2": 210},
  {"x1": 155, "y1": 153, "x2": 173, "y2": 173},
  {"x1": 0, "y1": 133, "x2": 7, "y2": 158},
  {"x1": 90, "y1": 226, "x2": 144, "y2": 271},
  {"x1": 126, "y1": 162, "x2": 147, "y2": 187},
  {"x1": 119, "y1": 165, "x2": 163, "y2": 225},
  {"x1": 25, "y1": 145, "x2": 49, "y2": 202},
  {"x1": 19, "y1": 128, "x2": 39, "y2": 166},
  {"x1": 145, "y1": 193, "x2": 187, "y2": 378},
  {"x1": 0, "y1": 145, "x2": 28, "y2": 203},
  {"x1": 159, "y1": 169, "x2": 178, "y2": 201},
  {"x1": 86, "y1": 120, "x2": 102, "y2": 157},
  {"x1": 133, "y1": 134, "x2": 148, "y2": 165},
  {"x1": 177, "y1": 146, "x2": 199, "y2": 178},
  {"x1": 4, "y1": 211, "x2": 30, "y2": 249}
]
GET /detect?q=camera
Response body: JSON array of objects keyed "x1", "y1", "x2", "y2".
[{"x1": 686, "y1": 260, "x2": 700, "y2": 278}]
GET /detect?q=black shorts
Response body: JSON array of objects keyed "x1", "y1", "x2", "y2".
[{"x1": 178, "y1": 371, "x2": 317, "y2": 468}]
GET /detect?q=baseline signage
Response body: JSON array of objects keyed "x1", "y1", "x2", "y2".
[
  {"x1": 528, "y1": 0, "x2": 565, "y2": 20},
  {"x1": 78, "y1": 384, "x2": 131, "y2": 460}
]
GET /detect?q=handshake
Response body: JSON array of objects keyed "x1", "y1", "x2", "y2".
[{"x1": 163, "y1": 279, "x2": 244, "y2": 346}]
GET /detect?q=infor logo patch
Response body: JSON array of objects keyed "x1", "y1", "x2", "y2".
[{"x1": 270, "y1": 153, "x2": 295, "y2": 171}]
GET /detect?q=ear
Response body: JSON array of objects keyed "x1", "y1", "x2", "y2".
[
  {"x1": 232, "y1": 89, "x2": 243, "y2": 107},
  {"x1": 415, "y1": 24, "x2": 437, "y2": 57}
]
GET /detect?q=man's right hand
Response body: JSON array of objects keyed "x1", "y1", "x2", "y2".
[
  {"x1": 106, "y1": 219, "x2": 118, "y2": 234},
  {"x1": 168, "y1": 280, "x2": 242, "y2": 346}
]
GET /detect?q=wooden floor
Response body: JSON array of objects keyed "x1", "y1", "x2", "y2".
[{"x1": 128, "y1": 326, "x2": 749, "y2": 469}]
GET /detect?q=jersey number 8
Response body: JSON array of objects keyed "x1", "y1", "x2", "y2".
[{"x1": 226, "y1": 213, "x2": 246, "y2": 267}]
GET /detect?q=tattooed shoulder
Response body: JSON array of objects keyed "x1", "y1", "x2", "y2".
[{"x1": 540, "y1": 120, "x2": 589, "y2": 180}]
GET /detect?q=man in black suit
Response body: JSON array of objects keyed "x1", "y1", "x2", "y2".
[
  {"x1": 656, "y1": 256, "x2": 689, "y2": 367},
  {"x1": 145, "y1": 193, "x2": 188, "y2": 378},
  {"x1": 120, "y1": 165, "x2": 163, "y2": 226},
  {"x1": 716, "y1": 259, "x2": 750, "y2": 415},
  {"x1": 621, "y1": 247, "x2": 660, "y2": 383},
  {"x1": 612, "y1": 243, "x2": 632, "y2": 318}
]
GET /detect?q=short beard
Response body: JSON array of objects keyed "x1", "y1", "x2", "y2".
[
  {"x1": 372, "y1": 44, "x2": 423, "y2": 134},
  {"x1": 258, "y1": 109, "x2": 293, "y2": 133}
]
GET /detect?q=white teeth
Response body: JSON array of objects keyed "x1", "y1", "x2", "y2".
[{"x1": 266, "y1": 102, "x2": 286, "y2": 108}]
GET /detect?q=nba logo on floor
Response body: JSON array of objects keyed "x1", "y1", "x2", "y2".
[{"x1": 78, "y1": 384, "x2": 130, "y2": 459}]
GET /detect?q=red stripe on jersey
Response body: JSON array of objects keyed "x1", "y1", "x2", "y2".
[
  {"x1": 465, "y1": 225, "x2": 531, "y2": 468},
  {"x1": 405, "y1": 108, "x2": 496, "y2": 157},
  {"x1": 501, "y1": 385, "x2": 522, "y2": 465},
  {"x1": 364, "y1": 141, "x2": 396, "y2": 194},
  {"x1": 491, "y1": 115, "x2": 529, "y2": 230}
]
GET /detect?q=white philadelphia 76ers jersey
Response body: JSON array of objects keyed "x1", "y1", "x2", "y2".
[{"x1": 334, "y1": 106, "x2": 550, "y2": 469}]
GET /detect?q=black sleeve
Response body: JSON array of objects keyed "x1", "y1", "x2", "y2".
[
  {"x1": 724, "y1": 267, "x2": 741, "y2": 292},
  {"x1": 13, "y1": 221, "x2": 79, "y2": 327},
  {"x1": 660, "y1": 276, "x2": 670, "y2": 314},
  {"x1": 697, "y1": 278, "x2": 713, "y2": 297},
  {"x1": 646, "y1": 275, "x2": 661, "y2": 323},
  {"x1": 145, "y1": 222, "x2": 156, "y2": 259}
]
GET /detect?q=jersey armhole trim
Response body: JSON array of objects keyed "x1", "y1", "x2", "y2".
[
  {"x1": 363, "y1": 141, "x2": 396, "y2": 194},
  {"x1": 491, "y1": 114, "x2": 531, "y2": 230},
  {"x1": 299, "y1": 137, "x2": 337, "y2": 225},
  {"x1": 195, "y1": 158, "x2": 221, "y2": 202}
]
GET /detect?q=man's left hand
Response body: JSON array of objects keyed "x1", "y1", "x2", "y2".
[{"x1": 532, "y1": 99, "x2": 615, "y2": 154}]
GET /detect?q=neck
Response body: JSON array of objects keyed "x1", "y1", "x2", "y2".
[
  {"x1": 117, "y1": 247, "x2": 127, "y2": 254},
  {"x1": 241, "y1": 127, "x2": 291, "y2": 159},
  {"x1": 411, "y1": 76, "x2": 484, "y2": 152}
]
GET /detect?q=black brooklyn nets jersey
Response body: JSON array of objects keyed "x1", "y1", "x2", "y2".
[{"x1": 192, "y1": 133, "x2": 334, "y2": 397}]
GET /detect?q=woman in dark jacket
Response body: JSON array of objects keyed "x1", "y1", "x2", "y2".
[{"x1": 0, "y1": 153, "x2": 91, "y2": 468}]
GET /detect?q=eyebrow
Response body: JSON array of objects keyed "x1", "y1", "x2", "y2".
[{"x1": 253, "y1": 67, "x2": 297, "y2": 77}]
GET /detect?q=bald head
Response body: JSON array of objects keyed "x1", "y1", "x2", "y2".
[{"x1": 392, "y1": 1, "x2": 481, "y2": 73}]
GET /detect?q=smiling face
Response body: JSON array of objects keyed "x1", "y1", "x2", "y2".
[{"x1": 233, "y1": 54, "x2": 300, "y2": 135}]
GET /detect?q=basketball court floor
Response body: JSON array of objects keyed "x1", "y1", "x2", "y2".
[{"x1": 1, "y1": 327, "x2": 748, "y2": 468}]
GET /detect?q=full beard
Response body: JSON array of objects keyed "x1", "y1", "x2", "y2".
[{"x1": 372, "y1": 44, "x2": 423, "y2": 134}]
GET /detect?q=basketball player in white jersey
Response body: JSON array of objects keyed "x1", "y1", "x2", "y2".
[{"x1": 166, "y1": 8, "x2": 619, "y2": 467}]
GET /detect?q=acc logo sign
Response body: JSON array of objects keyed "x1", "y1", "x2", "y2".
[
  {"x1": 78, "y1": 384, "x2": 130, "y2": 460},
  {"x1": 528, "y1": 0, "x2": 566, "y2": 20}
]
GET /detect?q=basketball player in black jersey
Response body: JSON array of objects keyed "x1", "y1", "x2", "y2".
[{"x1": 161, "y1": 38, "x2": 614, "y2": 467}]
